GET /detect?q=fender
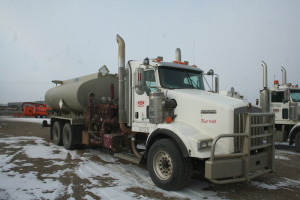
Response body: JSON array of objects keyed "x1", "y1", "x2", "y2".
[
  {"x1": 288, "y1": 122, "x2": 300, "y2": 144},
  {"x1": 140, "y1": 128, "x2": 190, "y2": 164}
]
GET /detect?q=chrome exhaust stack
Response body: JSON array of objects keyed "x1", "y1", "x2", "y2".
[
  {"x1": 116, "y1": 34, "x2": 127, "y2": 123},
  {"x1": 260, "y1": 61, "x2": 270, "y2": 112},
  {"x1": 175, "y1": 48, "x2": 181, "y2": 62},
  {"x1": 262, "y1": 61, "x2": 268, "y2": 89}
]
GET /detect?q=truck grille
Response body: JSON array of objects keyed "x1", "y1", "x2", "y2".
[{"x1": 234, "y1": 107, "x2": 273, "y2": 153}]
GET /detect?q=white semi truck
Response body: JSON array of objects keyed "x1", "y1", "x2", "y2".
[
  {"x1": 45, "y1": 35, "x2": 275, "y2": 190},
  {"x1": 259, "y1": 61, "x2": 300, "y2": 152}
]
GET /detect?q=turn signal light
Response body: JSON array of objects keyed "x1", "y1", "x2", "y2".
[{"x1": 165, "y1": 117, "x2": 173, "y2": 123}]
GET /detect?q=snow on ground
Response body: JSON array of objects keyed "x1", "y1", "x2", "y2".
[
  {"x1": 251, "y1": 178, "x2": 300, "y2": 190},
  {"x1": 0, "y1": 116, "x2": 50, "y2": 124},
  {"x1": 1, "y1": 117, "x2": 300, "y2": 199},
  {"x1": 0, "y1": 133, "x2": 221, "y2": 200}
]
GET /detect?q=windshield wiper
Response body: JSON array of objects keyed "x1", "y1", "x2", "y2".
[{"x1": 185, "y1": 72, "x2": 197, "y2": 89}]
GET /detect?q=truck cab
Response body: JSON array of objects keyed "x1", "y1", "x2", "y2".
[
  {"x1": 270, "y1": 86, "x2": 300, "y2": 123},
  {"x1": 260, "y1": 63, "x2": 300, "y2": 151}
]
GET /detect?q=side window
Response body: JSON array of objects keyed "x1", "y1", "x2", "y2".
[
  {"x1": 144, "y1": 70, "x2": 157, "y2": 93},
  {"x1": 271, "y1": 91, "x2": 284, "y2": 102}
]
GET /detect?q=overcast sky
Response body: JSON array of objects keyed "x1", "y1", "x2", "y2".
[{"x1": 0, "y1": 0, "x2": 299, "y2": 104}]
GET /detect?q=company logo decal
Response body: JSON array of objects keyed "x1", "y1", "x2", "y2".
[{"x1": 137, "y1": 101, "x2": 145, "y2": 107}]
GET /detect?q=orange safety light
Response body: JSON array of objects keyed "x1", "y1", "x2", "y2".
[
  {"x1": 274, "y1": 80, "x2": 279, "y2": 85},
  {"x1": 173, "y1": 61, "x2": 188, "y2": 65},
  {"x1": 165, "y1": 117, "x2": 173, "y2": 123}
]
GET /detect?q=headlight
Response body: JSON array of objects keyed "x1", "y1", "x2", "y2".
[{"x1": 197, "y1": 139, "x2": 213, "y2": 150}]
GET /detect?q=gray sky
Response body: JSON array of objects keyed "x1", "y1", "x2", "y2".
[{"x1": 0, "y1": 0, "x2": 299, "y2": 104}]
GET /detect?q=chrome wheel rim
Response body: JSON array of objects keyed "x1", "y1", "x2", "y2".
[{"x1": 153, "y1": 150, "x2": 173, "y2": 180}]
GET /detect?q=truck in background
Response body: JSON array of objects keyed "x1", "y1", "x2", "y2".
[
  {"x1": 44, "y1": 35, "x2": 275, "y2": 190},
  {"x1": 15, "y1": 102, "x2": 51, "y2": 118},
  {"x1": 259, "y1": 61, "x2": 300, "y2": 152}
]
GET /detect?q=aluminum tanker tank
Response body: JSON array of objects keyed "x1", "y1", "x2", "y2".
[{"x1": 45, "y1": 72, "x2": 118, "y2": 114}]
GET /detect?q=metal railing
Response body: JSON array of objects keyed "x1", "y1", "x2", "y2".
[{"x1": 205, "y1": 112, "x2": 275, "y2": 184}]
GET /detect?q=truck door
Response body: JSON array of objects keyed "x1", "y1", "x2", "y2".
[
  {"x1": 270, "y1": 91, "x2": 289, "y2": 121},
  {"x1": 133, "y1": 69, "x2": 157, "y2": 123}
]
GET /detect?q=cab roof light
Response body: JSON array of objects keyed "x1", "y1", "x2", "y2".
[
  {"x1": 149, "y1": 56, "x2": 163, "y2": 63},
  {"x1": 157, "y1": 56, "x2": 163, "y2": 61},
  {"x1": 173, "y1": 61, "x2": 188, "y2": 65},
  {"x1": 291, "y1": 84, "x2": 298, "y2": 88}
]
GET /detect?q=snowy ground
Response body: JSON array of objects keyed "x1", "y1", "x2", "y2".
[
  {"x1": 0, "y1": 117, "x2": 300, "y2": 200},
  {"x1": 0, "y1": 116, "x2": 50, "y2": 124}
]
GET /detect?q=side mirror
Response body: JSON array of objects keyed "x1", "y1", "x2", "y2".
[
  {"x1": 207, "y1": 69, "x2": 214, "y2": 75},
  {"x1": 215, "y1": 76, "x2": 219, "y2": 93},
  {"x1": 135, "y1": 68, "x2": 145, "y2": 95}
]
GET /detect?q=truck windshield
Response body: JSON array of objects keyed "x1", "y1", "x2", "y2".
[
  {"x1": 159, "y1": 66, "x2": 205, "y2": 90},
  {"x1": 290, "y1": 90, "x2": 300, "y2": 102}
]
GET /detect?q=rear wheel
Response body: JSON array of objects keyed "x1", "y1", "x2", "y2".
[
  {"x1": 147, "y1": 139, "x2": 193, "y2": 191},
  {"x1": 52, "y1": 121, "x2": 63, "y2": 146},
  {"x1": 62, "y1": 123, "x2": 75, "y2": 150},
  {"x1": 36, "y1": 114, "x2": 41, "y2": 118},
  {"x1": 295, "y1": 132, "x2": 300, "y2": 152}
]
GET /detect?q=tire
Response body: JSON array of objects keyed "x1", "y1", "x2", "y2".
[
  {"x1": 295, "y1": 132, "x2": 300, "y2": 152},
  {"x1": 36, "y1": 114, "x2": 41, "y2": 118},
  {"x1": 147, "y1": 139, "x2": 193, "y2": 191},
  {"x1": 52, "y1": 121, "x2": 63, "y2": 146},
  {"x1": 62, "y1": 123, "x2": 75, "y2": 150}
]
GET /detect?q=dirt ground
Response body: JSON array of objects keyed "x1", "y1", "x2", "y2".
[{"x1": 0, "y1": 119, "x2": 300, "y2": 200}]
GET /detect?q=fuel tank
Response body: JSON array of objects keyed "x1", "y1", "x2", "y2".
[{"x1": 45, "y1": 72, "x2": 118, "y2": 114}]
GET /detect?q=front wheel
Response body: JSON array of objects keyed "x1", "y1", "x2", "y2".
[
  {"x1": 147, "y1": 139, "x2": 193, "y2": 191},
  {"x1": 295, "y1": 132, "x2": 300, "y2": 152}
]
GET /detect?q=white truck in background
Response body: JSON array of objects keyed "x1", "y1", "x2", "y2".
[
  {"x1": 44, "y1": 35, "x2": 275, "y2": 190},
  {"x1": 259, "y1": 61, "x2": 300, "y2": 151}
]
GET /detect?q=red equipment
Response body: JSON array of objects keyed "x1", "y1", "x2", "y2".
[{"x1": 22, "y1": 102, "x2": 51, "y2": 118}]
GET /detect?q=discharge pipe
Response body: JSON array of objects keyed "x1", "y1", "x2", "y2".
[
  {"x1": 281, "y1": 66, "x2": 287, "y2": 85},
  {"x1": 116, "y1": 34, "x2": 142, "y2": 159},
  {"x1": 262, "y1": 61, "x2": 268, "y2": 89}
]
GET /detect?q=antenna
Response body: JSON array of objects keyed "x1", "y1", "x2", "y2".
[
  {"x1": 146, "y1": 24, "x2": 152, "y2": 57},
  {"x1": 193, "y1": 40, "x2": 196, "y2": 64}
]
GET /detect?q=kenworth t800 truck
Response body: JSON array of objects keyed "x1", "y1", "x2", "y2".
[{"x1": 45, "y1": 35, "x2": 275, "y2": 190}]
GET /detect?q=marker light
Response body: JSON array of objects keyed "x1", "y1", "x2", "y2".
[
  {"x1": 173, "y1": 61, "x2": 188, "y2": 65},
  {"x1": 165, "y1": 117, "x2": 173, "y2": 123}
]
